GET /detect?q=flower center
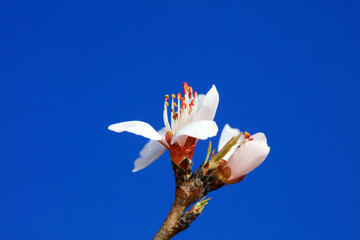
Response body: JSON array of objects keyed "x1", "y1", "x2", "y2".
[{"x1": 163, "y1": 82, "x2": 199, "y2": 134}]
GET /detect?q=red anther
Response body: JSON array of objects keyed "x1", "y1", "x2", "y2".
[
  {"x1": 181, "y1": 103, "x2": 187, "y2": 109},
  {"x1": 182, "y1": 82, "x2": 188, "y2": 94},
  {"x1": 173, "y1": 113, "x2": 178, "y2": 120},
  {"x1": 188, "y1": 86, "x2": 193, "y2": 98},
  {"x1": 190, "y1": 99, "x2": 195, "y2": 106},
  {"x1": 181, "y1": 97, "x2": 185, "y2": 103},
  {"x1": 249, "y1": 138, "x2": 254, "y2": 141},
  {"x1": 176, "y1": 93, "x2": 181, "y2": 100},
  {"x1": 244, "y1": 132, "x2": 251, "y2": 139},
  {"x1": 164, "y1": 95, "x2": 169, "y2": 101},
  {"x1": 194, "y1": 91, "x2": 198, "y2": 98}
]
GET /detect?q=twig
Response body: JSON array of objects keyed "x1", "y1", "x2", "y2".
[{"x1": 153, "y1": 161, "x2": 225, "y2": 240}]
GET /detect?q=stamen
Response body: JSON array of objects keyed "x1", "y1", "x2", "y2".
[
  {"x1": 244, "y1": 132, "x2": 251, "y2": 139},
  {"x1": 171, "y1": 96, "x2": 175, "y2": 132},
  {"x1": 181, "y1": 103, "x2": 186, "y2": 109},
  {"x1": 193, "y1": 91, "x2": 198, "y2": 110},
  {"x1": 163, "y1": 100, "x2": 171, "y2": 132},
  {"x1": 163, "y1": 83, "x2": 200, "y2": 135},
  {"x1": 182, "y1": 82, "x2": 188, "y2": 94},
  {"x1": 177, "y1": 93, "x2": 181, "y2": 115}
]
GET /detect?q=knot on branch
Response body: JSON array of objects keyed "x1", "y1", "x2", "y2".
[
  {"x1": 177, "y1": 211, "x2": 200, "y2": 232},
  {"x1": 154, "y1": 159, "x2": 230, "y2": 240},
  {"x1": 192, "y1": 164, "x2": 226, "y2": 195},
  {"x1": 171, "y1": 158, "x2": 192, "y2": 188}
]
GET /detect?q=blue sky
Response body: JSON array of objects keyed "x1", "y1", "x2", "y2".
[{"x1": 1, "y1": 0, "x2": 360, "y2": 239}]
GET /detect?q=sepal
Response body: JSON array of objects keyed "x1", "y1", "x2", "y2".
[{"x1": 208, "y1": 133, "x2": 242, "y2": 169}]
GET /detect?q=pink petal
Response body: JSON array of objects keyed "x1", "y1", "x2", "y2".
[
  {"x1": 193, "y1": 85, "x2": 219, "y2": 122},
  {"x1": 196, "y1": 94, "x2": 205, "y2": 110},
  {"x1": 227, "y1": 140, "x2": 270, "y2": 180},
  {"x1": 251, "y1": 132, "x2": 267, "y2": 142},
  {"x1": 133, "y1": 128, "x2": 167, "y2": 172},
  {"x1": 218, "y1": 124, "x2": 241, "y2": 151},
  {"x1": 171, "y1": 120, "x2": 218, "y2": 145},
  {"x1": 108, "y1": 120, "x2": 163, "y2": 141},
  {"x1": 218, "y1": 124, "x2": 241, "y2": 161}
]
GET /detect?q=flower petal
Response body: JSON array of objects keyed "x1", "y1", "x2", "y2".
[
  {"x1": 218, "y1": 124, "x2": 241, "y2": 161},
  {"x1": 171, "y1": 120, "x2": 218, "y2": 145},
  {"x1": 251, "y1": 132, "x2": 267, "y2": 143},
  {"x1": 133, "y1": 128, "x2": 167, "y2": 172},
  {"x1": 193, "y1": 85, "x2": 219, "y2": 122},
  {"x1": 218, "y1": 124, "x2": 241, "y2": 151},
  {"x1": 108, "y1": 121, "x2": 163, "y2": 140},
  {"x1": 196, "y1": 94, "x2": 205, "y2": 111},
  {"x1": 227, "y1": 140, "x2": 270, "y2": 180}
]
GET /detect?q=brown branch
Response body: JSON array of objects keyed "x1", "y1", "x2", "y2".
[
  {"x1": 153, "y1": 161, "x2": 205, "y2": 240},
  {"x1": 153, "y1": 134, "x2": 247, "y2": 239},
  {"x1": 153, "y1": 182, "x2": 204, "y2": 239},
  {"x1": 177, "y1": 197, "x2": 210, "y2": 232},
  {"x1": 153, "y1": 162, "x2": 225, "y2": 240}
]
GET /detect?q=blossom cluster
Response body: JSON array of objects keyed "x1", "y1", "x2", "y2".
[{"x1": 108, "y1": 83, "x2": 270, "y2": 183}]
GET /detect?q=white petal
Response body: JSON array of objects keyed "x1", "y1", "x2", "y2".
[
  {"x1": 193, "y1": 85, "x2": 219, "y2": 122},
  {"x1": 108, "y1": 121, "x2": 163, "y2": 140},
  {"x1": 251, "y1": 132, "x2": 267, "y2": 143},
  {"x1": 218, "y1": 124, "x2": 241, "y2": 151},
  {"x1": 196, "y1": 94, "x2": 205, "y2": 111},
  {"x1": 227, "y1": 140, "x2": 270, "y2": 180},
  {"x1": 218, "y1": 124, "x2": 241, "y2": 161},
  {"x1": 171, "y1": 120, "x2": 218, "y2": 145},
  {"x1": 133, "y1": 128, "x2": 167, "y2": 172}
]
